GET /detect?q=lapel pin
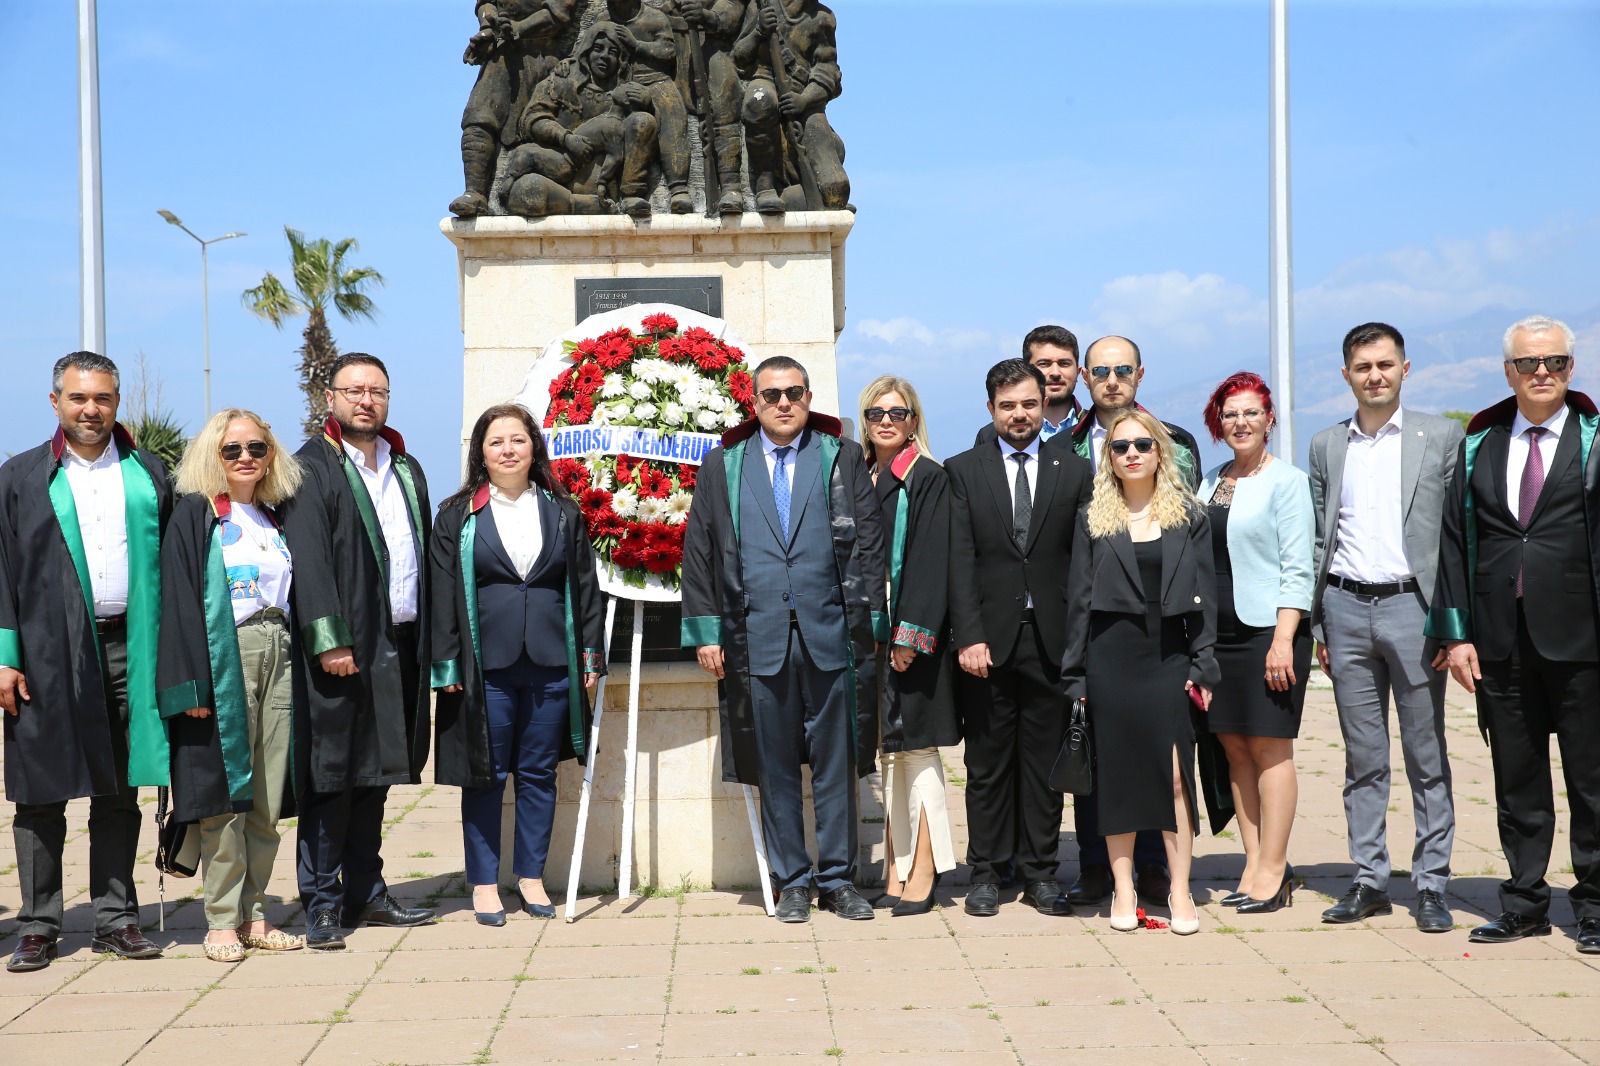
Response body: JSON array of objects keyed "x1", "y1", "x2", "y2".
[{"x1": 1052, "y1": 459, "x2": 1059, "y2": 466}]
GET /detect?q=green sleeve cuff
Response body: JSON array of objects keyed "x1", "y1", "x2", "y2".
[
  {"x1": 157, "y1": 679, "x2": 212, "y2": 720},
  {"x1": 871, "y1": 611, "x2": 890, "y2": 643},
  {"x1": 0, "y1": 628, "x2": 20, "y2": 671},
  {"x1": 582, "y1": 649, "x2": 606, "y2": 675},
  {"x1": 891, "y1": 621, "x2": 938, "y2": 654},
  {"x1": 302, "y1": 614, "x2": 355, "y2": 657},
  {"x1": 1424, "y1": 607, "x2": 1471, "y2": 642},
  {"x1": 430, "y1": 659, "x2": 462, "y2": 689},
  {"x1": 681, "y1": 615, "x2": 722, "y2": 647}
]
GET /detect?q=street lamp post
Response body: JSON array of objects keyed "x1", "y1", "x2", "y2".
[{"x1": 158, "y1": 210, "x2": 245, "y2": 417}]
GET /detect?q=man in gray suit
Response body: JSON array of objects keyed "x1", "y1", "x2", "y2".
[
  {"x1": 682, "y1": 356, "x2": 886, "y2": 923},
  {"x1": 1308, "y1": 322, "x2": 1463, "y2": 933}
]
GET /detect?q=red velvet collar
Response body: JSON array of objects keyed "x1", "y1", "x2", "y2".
[
  {"x1": 51, "y1": 422, "x2": 137, "y2": 463},
  {"x1": 1467, "y1": 392, "x2": 1599, "y2": 436},
  {"x1": 722, "y1": 411, "x2": 844, "y2": 449},
  {"x1": 322, "y1": 415, "x2": 407, "y2": 456}
]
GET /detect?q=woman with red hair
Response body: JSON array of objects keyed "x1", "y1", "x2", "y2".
[{"x1": 1197, "y1": 373, "x2": 1314, "y2": 914}]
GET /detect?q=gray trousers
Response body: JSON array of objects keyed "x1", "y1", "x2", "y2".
[
  {"x1": 13, "y1": 634, "x2": 142, "y2": 939},
  {"x1": 1322, "y1": 585, "x2": 1454, "y2": 892}
]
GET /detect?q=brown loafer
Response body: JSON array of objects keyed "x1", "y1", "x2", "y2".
[
  {"x1": 91, "y1": 924, "x2": 161, "y2": 959},
  {"x1": 6, "y1": 935, "x2": 57, "y2": 973}
]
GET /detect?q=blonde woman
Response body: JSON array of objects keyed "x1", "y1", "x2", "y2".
[
  {"x1": 858, "y1": 376, "x2": 958, "y2": 916},
  {"x1": 1061, "y1": 410, "x2": 1219, "y2": 934},
  {"x1": 158, "y1": 409, "x2": 305, "y2": 961}
]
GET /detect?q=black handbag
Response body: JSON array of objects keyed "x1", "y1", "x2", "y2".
[
  {"x1": 1048, "y1": 699, "x2": 1094, "y2": 795},
  {"x1": 154, "y1": 786, "x2": 200, "y2": 878}
]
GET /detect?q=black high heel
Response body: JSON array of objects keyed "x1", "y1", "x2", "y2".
[
  {"x1": 890, "y1": 872, "x2": 940, "y2": 917},
  {"x1": 1235, "y1": 866, "x2": 1295, "y2": 915},
  {"x1": 1220, "y1": 891, "x2": 1248, "y2": 907}
]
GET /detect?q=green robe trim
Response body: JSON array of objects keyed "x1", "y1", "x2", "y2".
[
  {"x1": 201, "y1": 523, "x2": 254, "y2": 805},
  {"x1": 0, "y1": 629, "x2": 20, "y2": 670},
  {"x1": 681, "y1": 615, "x2": 721, "y2": 646},
  {"x1": 303, "y1": 614, "x2": 355, "y2": 656},
  {"x1": 430, "y1": 659, "x2": 463, "y2": 689}
]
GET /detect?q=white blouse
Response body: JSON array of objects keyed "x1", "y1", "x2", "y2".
[
  {"x1": 489, "y1": 485, "x2": 543, "y2": 579},
  {"x1": 221, "y1": 502, "x2": 293, "y2": 626}
]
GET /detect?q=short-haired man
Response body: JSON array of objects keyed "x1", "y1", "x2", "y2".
[
  {"x1": 975, "y1": 325, "x2": 1084, "y2": 447},
  {"x1": 1059, "y1": 335, "x2": 1202, "y2": 907},
  {"x1": 682, "y1": 356, "x2": 886, "y2": 922},
  {"x1": 947, "y1": 359, "x2": 1094, "y2": 916},
  {"x1": 1309, "y1": 322, "x2": 1462, "y2": 932},
  {"x1": 0, "y1": 353, "x2": 173, "y2": 972},
  {"x1": 1429, "y1": 315, "x2": 1600, "y2": 952},
  {"x1": 281, "y1": 354, "x2": 436, "y2": 948}
]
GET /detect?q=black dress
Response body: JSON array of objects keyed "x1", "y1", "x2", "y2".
[
  {"x1": 1087, "y1": 538, "x2": 1197, "y2": 837},
  {"x1": 1205, "y1": 500, "x2": 1311, "y2": 738}
]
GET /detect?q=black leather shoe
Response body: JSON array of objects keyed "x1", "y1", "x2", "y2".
[
  {"x1": 775, "y1": 886, "x2": 811, "y2": 923},
  {"x1": 1219, "y1": 891, "x2": 1248, "y2": 907},
  {"x1": 1021, "y1": 880, "x2": 1074, "y2": 916},
  {"x1": 6, "y1": 935, "x2": 57, "y2": 973},
  {"x1": 1576, "y1": 917, "x2": 1600, "y2": 954},
  {"x1": 347, "y1": 893, "x2": 435, "y2": 928},
  {"x1": 1321, "y1": 884, "x2": 1393, "y2": 924},
  {"x1": 1236, "y1": 868, "x2": 1295, "y2": 915},
  {"x1": 1135, "y1": 864, "x2": 1171, "y2": 907},
  {"x1": 91, "y1": 924, "x2": 162, "y2": 959},
  {"x1": 1468, "y1": 911, "x2": 1552, "y2": 943},
  {"x1": 305, "y1": 909, "x2": 346, "y2": 950},
  {"x1": 964, "y1": 882, "x2": 1000, "y2": 917},
  {"x1": 1066, "y1": 865, "x2": 1113, "y2": 906},
  {"x1": 1414, "y1": 889, "x2": 1453, "y2": 933},
  {"x1": 818, "y1": 886, "x2": 875, "y2": 920}
]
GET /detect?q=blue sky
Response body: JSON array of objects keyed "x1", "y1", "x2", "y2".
[{"x1": 2, "y1": 0, "x2": 1596, "y2": 479}]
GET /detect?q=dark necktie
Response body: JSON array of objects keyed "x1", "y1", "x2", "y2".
[
  {"x1": 1516, "y1": 426, "x2": 1546, "y2": 597},
  {"x1": 773, "y1": 446, "x2": 792, "y2": 540},
  {"x1": 1011, "y1": 452, "x2": 1032, "y2": 551}
]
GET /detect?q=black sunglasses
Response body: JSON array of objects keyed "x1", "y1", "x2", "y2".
[
  {"x1": 1109, "y1": 437, "x2": 1156, "y2": 456},
  {"x1": 220, "y1": 440, "x2": 270, "y2": 461},
  {"x1": 1088, "y1": 365, "x2": 1137, "y2": 380},
  {"x1": 758, "y1": 385, "x2": 807, "y2": 404},
  {"x1": 864, "y1": 406, "x2": 913, "y2": 423},
  {"x1": 1507, "y1": 355, "x2": 1571, "y2": 375}
]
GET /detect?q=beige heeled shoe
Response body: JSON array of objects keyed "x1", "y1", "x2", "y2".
[
  {"x1": 1169, "y1": 895, "x2": 1199, "y2": 936},
  {"x1": 1109, "y1": 892, "x2": 1139, "y2": 932}
]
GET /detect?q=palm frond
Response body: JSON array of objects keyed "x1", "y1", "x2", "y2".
[
  {"x1": 240, "y1": 271, "x2": 302, "y2": 328},
  {"x1": 332, "y1": 291, "x2": 379, "y2": 322}
]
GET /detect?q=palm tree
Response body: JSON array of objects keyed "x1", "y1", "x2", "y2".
[{"x1": 242, "y1": 226, "x2": 384, "y2": 436}]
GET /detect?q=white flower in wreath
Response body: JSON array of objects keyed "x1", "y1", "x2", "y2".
[
  {"x1": 695, "y1": 409, "x2": 722, "y2": 430},
  {"x1": 634, "y1": 402, "x2": 659, "y2": 422},
  {"x1": 628, "y1": 380, "x2": 653, "y2": 401},
  {"x1": 722, "y1": 409, "x2": 744, "y2": 429},
  {"x1": 637, "y1": 496, "x2": 668, "y2": 523},
  {"x1": 665, "y1": 489, "x2": 693, "y2": 525},
  {"x1": 591, "y1": 404, "x2": 612, "y2": 425},
  {"x1": 611, "y1": 487, "x2": 640, "y2": 518},
  {"x1": 609, "y1": 401, "x2": 633, "y2": 421},
  {"x1": 662, "y1": 402, "x2": 687, "y2": 425},
  {"x1": 600, "y1": 373, "x2": 625, "y2": 398}
]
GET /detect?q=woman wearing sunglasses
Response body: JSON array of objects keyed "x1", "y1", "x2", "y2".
[
  {"x1": 1197, "y1": 372, "x2": 1314, "y2": 914},
  {"x1": 857, "y1": 376, "x2": 960, "y2": 916},
  {"x1": 158, "y1": 409, "x2": 306, "y2": 961},
  {"x1": 1062, "y1": 410, "x2": 1218, "y2": 934}
]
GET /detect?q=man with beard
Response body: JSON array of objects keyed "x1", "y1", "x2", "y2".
[
  {"x1": 975, "y1": 325, "x2": 1085, "y2": 447},
  {"x1": 606, "y1": 0, "x2": 695, "y2": 215},
  {"x1": 947, "y1": 360, "x2": 1093, "y2": 917},
  {"x1": 0, "y1": 353, "x2": 172, "y2": 972},
  {"x1": 281, "y1": 354, "x2": 435, "y2": 948}
]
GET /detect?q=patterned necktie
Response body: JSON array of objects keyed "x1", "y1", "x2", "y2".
[
  {"x1": 773, "y1": 446, "x2": 792, "y2": 540},
  {"x1": 1011, "y1": 452, "x2": 1032, "y2": 551},
  {"x1": 1516, "y1": 426, "x2": 1547, "y2": 597}
]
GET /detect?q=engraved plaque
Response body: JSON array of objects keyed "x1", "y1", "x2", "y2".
[{"x1": 575, "y1": 276, "x2": 724, "y2": 323}]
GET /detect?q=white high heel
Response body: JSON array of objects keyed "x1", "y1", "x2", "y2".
[
  {"x1": 1169, "y1": 894, "x2": 1199, "y2": 936},
  {"x1": 1109, "y1": 892, "x2": 1139, "y2": 932}
]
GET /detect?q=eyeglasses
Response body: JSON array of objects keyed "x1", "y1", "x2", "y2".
[
  {"x1": 758, "y1": 385, "x2": 807, "y2": 404},
  {"x1": 1219, "y1": 409, "x2": 1266, "y2": 423},
  {"x1": 331, "y1": 386, "x2": 391, "y2": 402},
  {"x1": 220, "y1": 441, "x2": 269, "y2": 461},
  {"x1": 864, "y1": 406, "x2": 913, "y2": 423},
  {"x1": 1109, "y1": 437, "x2": 1156, "y2": 456},
  {"x1": 1507, "y1": 355, "x2": 1571, "y2": 375},
  {"x1": 1088, "y1": 365, "x2": 1137, "y2": 381}
]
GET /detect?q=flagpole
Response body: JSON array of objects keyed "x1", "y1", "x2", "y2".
[
  {"x1": 1268, "y1": 0, "x2": 1295, "y2": 458},
  {"x1": 78, "y1": 0, "x2": 106, "y2": 355}
]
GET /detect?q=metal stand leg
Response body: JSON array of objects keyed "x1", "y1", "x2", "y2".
[
  {"x1": 617, "y1": 600, "x2": 645, "y2": 900},
  {"x1": 743, "y1": 785, "x2": 776, "y2": 917},
  {"x1": 564, "y1": 595, "x2": 619, "y2": 921}
]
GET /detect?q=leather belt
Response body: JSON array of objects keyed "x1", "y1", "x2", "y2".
[
  {"x1": 242, "y1": 606, "x2": 288, "y2": 625},
  {"x1": 1328, "y1": 575, "x2": 1419, "y2": 598},
  {"x1": 95, "y1": 614, "x2": 127, "y2": 634}
]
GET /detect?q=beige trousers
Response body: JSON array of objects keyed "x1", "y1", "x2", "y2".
[
  {"x1": 883, "y1": 748, "x2": 957, "y2": 881},
  {"x1": 199, "y1": 611, "x2": 293, "y2": 929}
]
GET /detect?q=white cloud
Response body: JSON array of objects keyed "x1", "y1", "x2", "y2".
[
  {"x1": 1090, "y1": 270, "x2": 1265, "y2": 349},
  {"x1": 857, "y1": 317, "x2": 935, "y2": 346}
]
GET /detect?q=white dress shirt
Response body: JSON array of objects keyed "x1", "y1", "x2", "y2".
[
  {"x1": 759, "y1": 427, "x2": 801, "y2": 485},
  {"x1": 1330, "y1": 409, "x2": 1412, "y2": 583},
  {"x1": 1506, "y1": 404, "x2": 1568, "y2": 523},
  {"x1": 61, "y1": 439, "x2": 129, "y2": 617},
  {"x1": 343, "y1": 437, "x2": 420, "y2": 623},
  {"x1": 998, "y1": 434, "x2": 1041, "y2": 607},
  {"x1": 222, "y1": 502, "x2": 293, "y2": 626},
  {"x1": 489, "y1": 485, "x2": 543, "y2": 579}
]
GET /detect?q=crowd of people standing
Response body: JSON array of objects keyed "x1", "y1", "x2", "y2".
[{"x1": 2, "y1": 310, "x2": 1594, "y2": 973}]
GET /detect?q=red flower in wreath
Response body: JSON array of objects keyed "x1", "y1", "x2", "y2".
[
  {"x1": 638, "y1": 466, "x2": 673, "y2": 499},
  {"x1": 573, "y1": 363, "x2": 606, "y2": 396},
  {"x1": 579, "y1": 486, "x2": 613, "y2": 515},
  {"x1": 642, "y1": 312, "x2": 679, "y2": 335},
  {"x1": 658, "y1": 336, "x2": 690, "y2": 363},
  {"x1": 676, "y1": 463, "x2": 698, "y2": 490},
  {"x1": 614, "y1": 454, "x2": 639, "y2": 485},
  {"x1": 727, "y1": 369, "x2": 754, "y2": 408},
  {"x1": 692, "y1": 344, "x2": 730, "y2": 372},
  {"x1": 588, "y1": 506, "x2": 626, "y2": 539},
  {"x1": 548, "y1": 367, "x2": 576, "y2": 400},
  {"x1": 594, "y1": 330, "x2": 636, "y2": 370}
]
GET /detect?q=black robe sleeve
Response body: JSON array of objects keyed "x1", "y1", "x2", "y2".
[
  {"x1": 680, "y1": 447, "x2": 727, "y2": 648},
  {"x1": 841, "y1": 444, "x2": 888, "y2": 639},
  {"x1": 428, "y1": 500, "x2": 466, "y2": 688},
  {"x1": 278, "y1": 457, "x2": 354, "y2": 656},
  {"x1": 569, "y1": 508, "x2": 607, "y2": 674},
  {"x1": 155, "y1": 495, "x2": 215, "y2": 717},
  {"x1": 947, "y1": 459, "x2": 985, "y2": 653},
  {"x1": 1061, "y1": 512, "x2": 1094, "y2": 704},
  {"x1": 1425, "y1": 435, "x2": 1474, "y2": 644},
  {"x1": 891, "y1": 463, "x2": 950, "y2": 653}
]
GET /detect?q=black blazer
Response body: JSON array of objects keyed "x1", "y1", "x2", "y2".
[
  {"x1": 1060, "y1": 506, "x2": 1221, "y2": 702},
  {"x1": 475, "y1": 494, "x2": 569, "y2": 672},
  {"x1": 946, "y1": 433, "x2": 1094, "y2": 665}
]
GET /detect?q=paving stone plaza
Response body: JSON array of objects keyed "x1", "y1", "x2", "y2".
[{"x1": 3, "y1": 682, "x2": 1597, "y2": 1066}]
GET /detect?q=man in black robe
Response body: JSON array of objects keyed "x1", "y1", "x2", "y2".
[
  {"x1": 280, "y1": 354, "x2": 434, "y2": 948},
  {"x1": 0, "y1": 353, "x2": 172, "y2": 972}
]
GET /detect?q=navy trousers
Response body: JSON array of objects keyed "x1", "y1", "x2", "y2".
[
  {"x1": 297, "y1": 785, "x2": 390, "y2": 917},
  {"x1": 462, "y1": 656, "x2": 570, "y2": 885}
]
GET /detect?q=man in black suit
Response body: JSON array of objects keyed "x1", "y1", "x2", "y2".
[
  {"x1": 1428, "y1": 314, "x2": 1600, "y2": 952},
  {"x1": 948, "y1": 359, "x2": 1093, "y2": 916},
  {"x1": 973, "y1": 325, "x2": 1085, "y2": 448}
]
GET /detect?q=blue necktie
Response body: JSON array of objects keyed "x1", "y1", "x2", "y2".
[{"x1": 773, "y1": 446, "x2": 792, "y2": 539}]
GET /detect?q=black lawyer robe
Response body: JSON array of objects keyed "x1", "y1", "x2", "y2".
[
  {"x1": 278, "y1": 422, "x2": 432, "y2": 795},
  {"x1": 428, "y1": 484, "x2": 607, "y2": 789},
  {"x1": 0, "y1": 428, "x2": 172, "y2": 805}
]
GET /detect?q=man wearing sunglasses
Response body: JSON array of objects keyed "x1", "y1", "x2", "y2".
[
  {"x1": 280, "y1": 353, "x2": 436, "y2": 948},
  {"x1": 1428, "y1": 315, "x2": 1600, "y2": 953},
  {"x1": 974, "y1": 325, "x2": 1085, "y2": 448},
  {"x1": 1060, "y1": 335, "x2": 1202, "y2": 909},
  {"x1": 682, "y1": 356, "x2": 887, "y2": 922}
]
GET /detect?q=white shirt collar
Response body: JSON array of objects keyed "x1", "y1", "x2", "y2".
[
  {"x1": 61, "y1": 438, "x2": 120, "y2": 470},
  {"x1": 1511, "y1": 403, "x2": 1569, "y2": 441},
  {"x1": 489, "y1": 483, "x2": 537, "y2": 507},
  {"x1": 1348, "y1": 407, "x2": 1404, "y2": 441},
  {"x1": 997, "y1": 433, "x2": 1041, "y2": 461},
  {"x1": 341, "y1": 435, "x2": 391, "y2": 473}
]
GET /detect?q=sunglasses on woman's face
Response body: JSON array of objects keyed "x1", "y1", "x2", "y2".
[
  {"x1": 1109, "y1": 437, "x2": 1156, "y2": 456},
  {"x1": 758, "y1": 385, "x2": 807, "y2": 404},
  {"x1": 220, "y1": 441, "x2": 269, "y2": 461},
  {"x1": 864, "y1": 406, "x2": 912, "y2": 423}
]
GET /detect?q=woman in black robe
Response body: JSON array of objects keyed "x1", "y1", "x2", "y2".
[{"x1": 859, "y1": 376, "x2": 960, "y2": 917}]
